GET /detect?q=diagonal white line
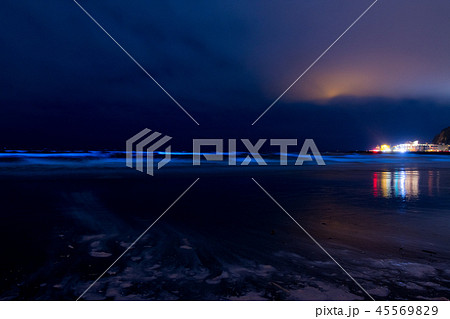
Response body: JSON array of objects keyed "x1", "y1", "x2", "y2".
[
  {"x1": 251, "y1": 0, "x2": 379, "y2": 125},
  {"x1": 76, "y1": 177, "x2": 200, "y2": 301},
  {"x1": 251, "y1": 178, "x2": 376, "y2": 301},
  {"x1": 73, "y1": 0, "x2": 200, "y2": 126}
]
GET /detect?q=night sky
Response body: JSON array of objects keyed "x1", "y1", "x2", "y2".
[{"x1": 1, "y1": 0, "x2": 449, "y2": 151}]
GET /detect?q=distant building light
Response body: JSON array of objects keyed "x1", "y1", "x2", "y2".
[
  {"x1": 380, "y1": 144, "x2": 391, "y2": 152},
  {"x1": 372, "y1": 140, "x2": 450, "y2": 153}
]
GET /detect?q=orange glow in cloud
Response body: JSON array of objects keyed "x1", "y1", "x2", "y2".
[
  {"x1": 268, "y1": 49, "x2": 450, "y2": 102},
  {"x1": 291, "y1": 70, "x2": 376, "y2": 100}
]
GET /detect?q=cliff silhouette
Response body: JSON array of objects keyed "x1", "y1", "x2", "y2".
[{"x1": 433, "y1": 127, "x2": 450, "y2": 144}]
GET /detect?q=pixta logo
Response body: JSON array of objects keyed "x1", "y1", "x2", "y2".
[
  {"x1": 126, "y1": 129, "x2": 325, "y2": 176},
  {"x1": 126, "y1": 128, "x2": 172, "y2": 176},
  {"x1": 193, "y1": 138, "x2": 325, "y2": 166}
]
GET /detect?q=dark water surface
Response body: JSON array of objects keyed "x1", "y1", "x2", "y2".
[{"x1": 0, "y1": 153, "x2": 449, "y2": 300}]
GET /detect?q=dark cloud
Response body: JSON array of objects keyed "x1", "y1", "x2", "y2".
[{"x1": 0, "y1": 0, "x2": 449, "y2": 149}]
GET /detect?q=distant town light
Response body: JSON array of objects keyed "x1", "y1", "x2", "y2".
[
  {"x1": 380, "y1": 144, "x2": 391, "y2": 153},
  {"x1": 372, "y1": 141, "x2": 449, "y2": 153}
]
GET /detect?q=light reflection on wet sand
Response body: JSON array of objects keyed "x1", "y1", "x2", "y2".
[
  {"x1": 372, "y1": 170, "x2": 442, "y2": 200},
  {"x1": 373, "y1": 170, "x2": 419, "y2": 199}
]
